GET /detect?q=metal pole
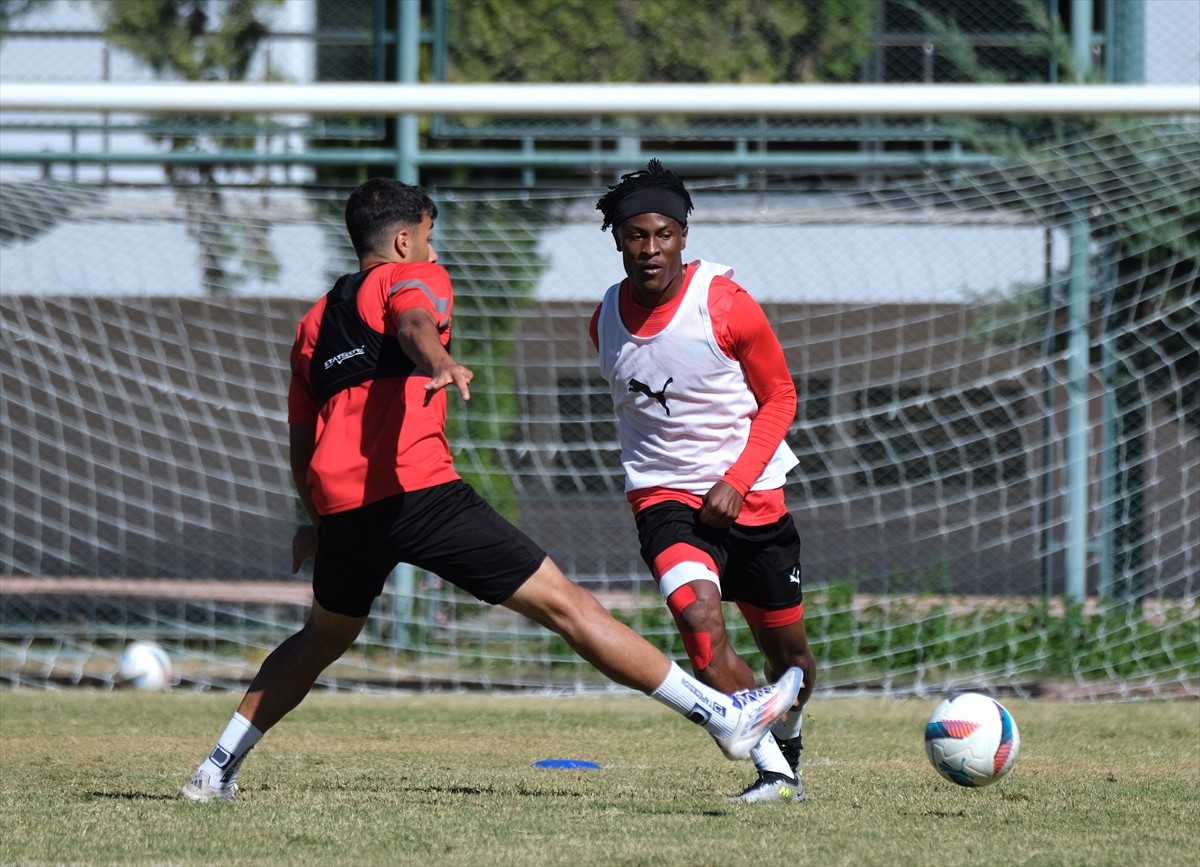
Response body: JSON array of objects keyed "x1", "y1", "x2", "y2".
[
  {"x1": 1041, "y1": 227, "x2": 1057, "y2": 599},
  {"x1": 1065, "y1": 214, "x2": 1091, "y2": 603},
  {"x1": 1071, "y1": 0, "x2": 1093, "y2": 82},
  {"x1": 396, "y1": 0, "x2": 420, "y2": 183},
  {"x1": 1107, "y1": 0, "x2": 1145, "y2": 83},
  {"x1": 1099, "y1": 318, "x2": 1116, "y2": 600},
  {"x1": 389, "y1": 0, "x2": 420, "y2": 647}
]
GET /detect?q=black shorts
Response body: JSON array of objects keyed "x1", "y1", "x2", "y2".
[
  {"x1": 634, "y1": 500, "x2": 803, "y2": 611},
  {"x1": 313, "y1": 480, "x2": 547, "y2": 617}
]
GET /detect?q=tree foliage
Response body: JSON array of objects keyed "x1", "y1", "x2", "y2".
[
  {"x1": 102, "y1": 0, "x2": 272, "y2": 80},
  {"x1": 98, "y1": 0, "x2": 284, "y2": 294},
  {"x1": 445, "y1": 0, "x2": 874, "y2": 84},
  {"x1": 0, "y1": 0, "x2": 48, "y2": 39}
]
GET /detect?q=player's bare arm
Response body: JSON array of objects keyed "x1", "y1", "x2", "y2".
[{"x1": 394, "y1": 306, "x2": 474, "y2": 403}]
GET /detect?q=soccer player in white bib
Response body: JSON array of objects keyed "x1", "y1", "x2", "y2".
[{"x1": 592, "y1": 160, "x2": 817, "y2": 803}]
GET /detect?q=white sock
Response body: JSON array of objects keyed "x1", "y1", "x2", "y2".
[
  {"x1": 197, "y1": 712, "x2": 262, "y2": 788},
  {"x1": 771, "y1": 708, "x2": 803, "y2": 742},
  {"x1": 751, "y1": 732, "x2": 793, "y2": 776},
  {"x1": 650, "y1": 662, "x2": 743, "y2": 740}
]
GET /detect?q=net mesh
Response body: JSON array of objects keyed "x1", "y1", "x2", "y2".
[{"x1": 1, "y1": 116, "x2": 1196, "y2": 698}]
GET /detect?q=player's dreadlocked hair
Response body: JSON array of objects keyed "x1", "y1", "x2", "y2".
[{"x1": 596, "y1": 158, "x2": 694, "y2": 233}]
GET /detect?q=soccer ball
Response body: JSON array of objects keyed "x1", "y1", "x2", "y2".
[
  {"x1": 924, "y1": 692, "x2": 1019, "y2": 787},
  {"x1": 117, "y1": 641, "x2": 173, "y2": 691}
]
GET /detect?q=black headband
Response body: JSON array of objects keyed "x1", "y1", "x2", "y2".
[{"x1": 609, "y1": 187, "x2": 690, "y2": 229}]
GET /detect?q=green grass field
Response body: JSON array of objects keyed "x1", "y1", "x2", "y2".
[{"x1": 1, "y1": 690, "x2": 1197, "y2": 866}]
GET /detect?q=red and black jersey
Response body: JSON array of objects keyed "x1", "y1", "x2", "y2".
[{"x1": 289, "y1": 261, "x2": 460, "y2": 515}]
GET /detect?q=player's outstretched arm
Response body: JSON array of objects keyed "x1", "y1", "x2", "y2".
[{"x1": 394, "y1": 307, "x2": 474, "y2": 402}]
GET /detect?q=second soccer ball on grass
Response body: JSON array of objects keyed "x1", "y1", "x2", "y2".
[{"x1": 117, "y1": 640, "x2": 173, "y2": 691}]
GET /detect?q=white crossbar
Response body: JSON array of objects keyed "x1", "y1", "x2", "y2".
[{"x1": 2, "y1": 82, "x2": 1197, "y2": 116}]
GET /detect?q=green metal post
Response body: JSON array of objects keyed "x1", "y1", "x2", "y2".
[
  {"x1": 1106, "y1": 0, "x2": 1145, "y2": 83},
  {"x1": 389, "y1": 0, "x2": 421, "y2": 644},
  {"x1": 1041, "y1": 227, "x2": 1057, "y2": 599},
  {"x1": 1071, "y1": 0, "x2": 1093, "y2": 82},
  {"x1": 1065, "y1": 214, "x2": 1091, "y2": 603},
  {"x1": 1099, "y1": 323, "x2": 1116, "y2": 600}
]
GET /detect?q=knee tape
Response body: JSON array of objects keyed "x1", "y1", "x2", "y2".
[
  {"x1": 665, "y1": 580, "x2": 718, "y2": 672},
  {"x1": 657, "y1": 559, "x2": 720, "y2": 600},
  {"x1": 679, "y1": 630, "x2": 713, "y2": 672}
]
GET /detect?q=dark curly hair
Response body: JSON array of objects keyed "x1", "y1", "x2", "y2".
[{"x1": 596, "y1": 158, "x2": 694, "y2": 233}]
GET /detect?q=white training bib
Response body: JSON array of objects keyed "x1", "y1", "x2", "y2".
[{"x1": 597, "y1": 259, "x2": 799, "y2": 494}]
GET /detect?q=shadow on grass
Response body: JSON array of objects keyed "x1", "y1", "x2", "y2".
[
  {"x1": 403, "y1": 783, "x2": 733, "y2": 816},
  {"x1": 86, "y1": 791, "x2": 178, "y2": 801}
]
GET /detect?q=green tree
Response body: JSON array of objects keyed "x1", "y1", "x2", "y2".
[
  {"x1": 98, "y1": 0, "x2": 284, "y2": 294},
  {"x1": 446, "y1": 0, "x2": 874, "y2": 84},
  {"x1": 0, "y1": 0, "x2": 49, "y2": 39}
]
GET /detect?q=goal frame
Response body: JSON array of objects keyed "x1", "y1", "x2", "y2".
[
  {"x1": 1, "y1": 82, "x2": 1196, "y2": 695},
  {"x1": 2, "y1": 81, "x2": 1198, "y2": 116}
]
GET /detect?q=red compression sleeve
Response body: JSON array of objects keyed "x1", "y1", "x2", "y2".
[{"x1": 710, "y1": 282, "x2": 797, "y2": 496}]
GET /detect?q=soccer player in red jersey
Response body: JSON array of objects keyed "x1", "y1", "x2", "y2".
[
  {"x1": 591, "y1": 160, "x2": 818, "y2": 803},
  {"x1": 179, "y1": 177, "x2": 803, "y2": 802}
]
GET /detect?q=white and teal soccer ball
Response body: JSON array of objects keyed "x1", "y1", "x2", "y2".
[
  {"x1": 117, "y1": 641, "x2": 172, "y2": 691},
  {"x1": 924, "y1": 692, "x2": 1019, "y2": 787}
]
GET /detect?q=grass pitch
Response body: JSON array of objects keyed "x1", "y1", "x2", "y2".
[{"x1": 0, "y1": 689, "x2": 1197, "y2": 866}]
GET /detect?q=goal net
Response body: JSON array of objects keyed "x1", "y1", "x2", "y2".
[{"x1": 1, "y1": 93, "x2": 1196, "y2": 699}]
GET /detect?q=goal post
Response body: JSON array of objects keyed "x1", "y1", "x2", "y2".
[
  {"x1": 1, "y1": 84, "x2": 1196, "y2": 697},
  {"x1": 2, "y1": 81, "x2": 1198, "y2": 115}
]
